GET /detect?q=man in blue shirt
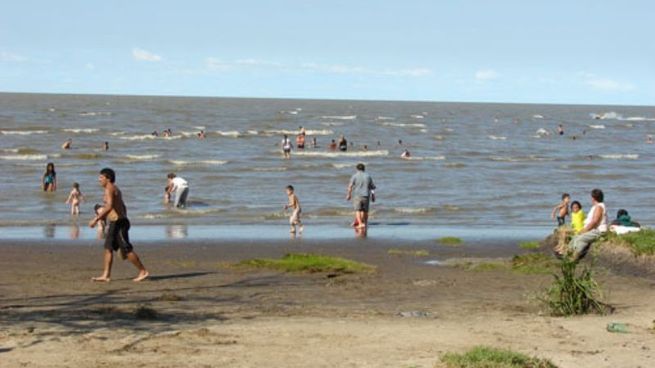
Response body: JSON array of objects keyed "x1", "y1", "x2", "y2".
[{"x1": 346, "y1": 163, "x2": 376, "y2": 229}]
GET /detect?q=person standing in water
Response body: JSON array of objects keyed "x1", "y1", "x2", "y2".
[
  {"x1": 65, "y1": 182, "x2": 84, "y2": 215},
  {"x1": 42, "y1": 162, "x2": 57, "y2": 192},
  {"x1": 281, "y1": 134, "x2": 293, "y2": 159},
  {"x1": 338, "y1": 135, "x2": 348, "y2": 152},
  {"x1": 167, "y1": 173, "x2": 190, "y2": 208},
  {"x1": 89, "y1": 168, "x2": 148, "y2": 282},
  {"x1": 346, "y1": 163, "x2": 376, "y2": 230}
]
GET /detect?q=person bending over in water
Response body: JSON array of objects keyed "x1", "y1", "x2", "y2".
[
  {"x1": 62, "y1": 139, "x2": 72, "y2": 150},
  {"x1": 65, "y1": 182, "x2": 85, "y2": 215},
  {"x1": 89, "y1": 168, "x2": 148, "y2": 282},
  {"x1": 42, "y1": 162, "x2": 57, "y2": 192}
]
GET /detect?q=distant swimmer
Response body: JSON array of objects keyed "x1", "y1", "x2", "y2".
[
  {"x1": 198, "y1": 130, "x2": 206, "y2": 139},
  {"x1": 558, "y1": 124, "x2": 564, "y2": 136},
  {"x1": 398, "y1": 139, "x2": 403, "y2": 145},
  {"x1": 281, "y1": 134, "x2": 293, "y2": 159},
  {"x1": 377, "y1": 141, "x2": 381, "y2": 146},
  {"x1": 363, "y1": 145, "x2": 368, "y2": 151},
  {"x1": 103, "y1": 141, "x2": 109, "y2": 151},
  {"x1": 296, "y1": 131, "x2": 306, "y2": 150},
  {"x1": 89, "y1": 167, "x2": 148, "y2": 282},
  {"x1": 647, "y1": 135, "x2": 653, "y2": 144},
  {"x1": 401, "y1": 149, "x2": 411, "y2": 159},
  {"x1": 42, "y1": 162, "x2": 57, "y2": 192},
  {"x1": 338, "y1": 135, "x2": 348, "y2": 152},
  {"x1": 299, "y1": 126, "x2": 306, "y2": 135},
  {"x1": 151, "y1": 130, "x2": 159, "y2": 137},
  {"x1": 328, "y1": 139, "x2": 337, "y2": 151},
  {"x1": 166, "y1": 173, "x2": 189, "y2": 208},
  {"x1": 65, "y1": 182, "x2": 85, "y2": 215},
  {"x1": 62, "y1": 139, "x2": 72, "y2": 150},
  {"x1": 311, "y1": 137, "x2": 317, "y2": 148}
]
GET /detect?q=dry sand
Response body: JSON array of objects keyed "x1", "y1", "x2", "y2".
[{"x1": 0, "y1": 239, "x2": 653, "y2": 367}]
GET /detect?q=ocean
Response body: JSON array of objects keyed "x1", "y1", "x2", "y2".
[{"x1": 1, "y1": 93, "x2": 653, "y2": 239}]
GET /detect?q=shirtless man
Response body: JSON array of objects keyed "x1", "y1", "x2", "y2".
[{"x1": 89, "y1": 168, "x2": 148, "y2": 282}]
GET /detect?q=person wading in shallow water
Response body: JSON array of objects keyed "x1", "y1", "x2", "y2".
[
  {"x1": 346, "y1": 163, "x2": 376, "y2": 230},
  {"x1": 89, "y1": 167, "x2": 148, "y2": 282}
]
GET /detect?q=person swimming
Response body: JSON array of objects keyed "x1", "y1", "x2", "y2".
[{"x1": 401, "y1": 149, "x2": 411, "y2": 159}]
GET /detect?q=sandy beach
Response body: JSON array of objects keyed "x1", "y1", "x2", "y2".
[{"x1": 1, "y1": 239, "x2": 653, "y2": 368}]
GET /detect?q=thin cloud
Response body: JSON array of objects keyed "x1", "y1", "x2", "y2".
[
  {"x1": 132, "y1": 48, "x2": 162, "y2": 62},
  {"x1": 0, "y1": 51, "x2": 27, "y2": 62},
  {"x1": 475, "y1": 69, "x2": 499, "y2": 81},
  {"x1": 583, "y1": 73, "x2": 634, "y2": 92}
]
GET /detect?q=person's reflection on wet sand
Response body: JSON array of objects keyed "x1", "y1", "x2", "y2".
[
  {"x1": 166, "y1": 224, "x2": 188, "y2": 239},
  {"x1": 44, "y1": 224, "x2": 56, "y2": 238},
  {"x1": 69, "y1": 223, "x2": 80, "y2": 240}
]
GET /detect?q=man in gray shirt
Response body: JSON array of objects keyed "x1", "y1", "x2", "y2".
[{"x1": 346, "y1": 163, "x2": 376, "y2": 229}]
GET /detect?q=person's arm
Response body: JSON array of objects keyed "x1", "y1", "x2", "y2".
[
  {"x1": 551, "y1": 204, "x2": 560, "y2": 219},
  {"x1": 580, "y1": 206, "x2": 602, "y2": 234},
  {"x1": 89, "y1": 188, "x2": 113, "y2": 228},
  {"x1": 369, "y1": 178, "x2": 376, "y2": 191},
  {"x1": 53, "y1": 176, "x2": 57, "y2": 191},
  {"x1": 41, "y1": 174, "x2": 46, "y2": 190},
  {"x1": 346, "y1": 176, "x2": 354, "y2": 200},
  {"x1": 65, "y1": 191, "x2": 73, "y2": 204}
]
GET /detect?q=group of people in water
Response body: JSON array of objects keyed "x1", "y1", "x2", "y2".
[{"x1": 551, "y1": 189, "x2": 641, "y2": 260}]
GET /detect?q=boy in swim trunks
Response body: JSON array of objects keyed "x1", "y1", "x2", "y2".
[
  {"x1": 89, "y1": 168, "x2": 148, "y2": 282},
  {"x1": 284, "y1": 185, "x2": 303, "y2": 234},
  {"x1": 551, "y1": 193, "x2": 570, "y2": 226}
]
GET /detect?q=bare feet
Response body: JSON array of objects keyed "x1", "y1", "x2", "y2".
[
  {"x1": 133, "y1": 271, "x2": 149, "y2": 282},
  {"x1": 91, "y1": 276, "x2": 111, "y2": 282},
  {"x1": 356, "y1": 224, "x2": 367, "y2": 229}
]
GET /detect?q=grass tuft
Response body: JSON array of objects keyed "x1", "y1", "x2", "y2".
[
  {"x1": 511, "y1": 253, "x2": 556, "y2": 274},
  {"x1": 441, "y1": 346, "x2": 558, "y2": 368},
  {"x1": 543, "y1": 257, "x2": 612, "y2": 316},
  {"x1": 238, "y1": 253, "x2": 375, "y2": 274},
  {"x1": 387, "y1": 248, "x2": 429, "y2": 257},
  {"x1": 519, "y1": 241, "x2": 540, "y2": 250},
  {"x1": 438, "y1": 237, "x2": 463, "y2": 246}
]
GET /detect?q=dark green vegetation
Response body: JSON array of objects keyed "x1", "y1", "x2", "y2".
[
  {"x1": 239, "y1": 253, "x2": 375, "y2": 274},
  {"x1": 519, "y1": 241, "x2": 540, "y2": 250},
  {"x1": 387, "y1": 248, "x2": 430, "y2": 257},
  {"x1": 438, "y1": 237, "x2": 463, "y2": 246},
  {"x1": 544, "y1": 257, "x2": 612, "y2": 316},
  {"x1": 441, "y1": 346, "x2": 558, "y2": 368}
]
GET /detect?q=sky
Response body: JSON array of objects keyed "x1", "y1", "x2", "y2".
[{"x1": 0, "y1": 0, "x2": 653, "y2": 105}]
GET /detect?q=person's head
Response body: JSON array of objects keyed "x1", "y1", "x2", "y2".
[
  {"x1": 562, "y1": 193, "x2": 570, "y2": 202},
  {"x1": 356, "y1": 163, "x2": 365, "y2": 171},
  {"x1": 46, "y1": 162, "x2": 55, "y2": 174},
  {"x1": 331, "y1": 139, "x2": 335, "y2": 143},
  {"x1": 286, "y1": 185, "x2": 294, "y2": 195},
  {"x1": 616, "y1": 209, "x2": 628, "y2": 218},
  {"x1": 283, "y1": 134, "x2": 288, "y2": 139},
  {"x1": 590, "y1": 188, "x2": 604, "y2": 203},
  {"x1": 167, "y1": 173, "x2": 176, "y2": 180},
  {"x1": 99, "y1": 168, "x2": 115, "y2": 185},
  {"x1": 72, "y1": 182, "x2": 79, "y2": 190},
  {"x1": 571, "y1": 201, "x2": 582, "y2": 212}
]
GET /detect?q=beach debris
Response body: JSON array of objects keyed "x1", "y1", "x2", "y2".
[
  {"x1": 607, "y1": 322, "x2": 629, "y2": 333},
  {"x1": 134, "y1": 305, "x2": 158, "y2": 320},
  {"x1": 397, "y1": 310, "x2": 432, "y2": 318}
]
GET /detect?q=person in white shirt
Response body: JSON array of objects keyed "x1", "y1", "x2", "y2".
[
  {"x1": 167, "y1": 173, "x2": 189, "y2": 208},
  {"x1": 562, "y1": 188, "x2": 608, "y2": 260}
]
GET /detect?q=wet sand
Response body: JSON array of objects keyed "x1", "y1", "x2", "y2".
[{"x1": 1, "y1": 239, "x2": 653, "y2": 367}]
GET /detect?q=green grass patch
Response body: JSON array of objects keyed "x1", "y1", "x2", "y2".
[
  {"x1": 238, "y1": 253, "x2": 375, "y2": 274},
  {"x1": 438, "y1": 237, "x2": 463, "y2": 246},
  {"x1": 387, "y1": 248, "x2": 429, "y2": 257},
  {"x1": 543, "y1": 257, "x2": 612, "y2": 316},
  {"x1": 455, "y1": 261, "x2": 508, "y2": 272},
  {"x1": 606, "y1": 229, "x2": 655, "y2": 256},
  {"x1": 441, "y1": 346, "x2": 557, "y2": 368},
  {"x1": 519, "y1": 241, "x2": 540, "y2": 250},
  {"x1": 511, "y1": 253, "x2": 556, "y2": 274}
]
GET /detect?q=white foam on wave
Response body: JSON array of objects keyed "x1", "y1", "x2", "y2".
[
  {"x1": 294, "y1": 150, "x2": 388, "y2": 158},
  {"x1": 393, "y1": 207, "x2": 435, "y2": 214},
  {"x1": 490, "y1": 155, "x2": 550, "y2": 162},
  {"x1": 246, "y1": 130, "x2": 259, "y2": 135},
  {"x1": 411, "y1": 114, "x2": 425, "y2": 119},
  {"x1": 1, "y1": 130, "x2": 48, "y2": 135},
  {"x1": 264, "y1": 129, "x2": 333, "y2": 136},
  {"x1": 169, "y1": 159, "x2": 228, "y2": 166},
  {"x1": 1, "y1": 154, "x2": 49, "y2": 160},
  {"x1": 110, "y1": 131, "x2": 126, "y2": 136},
  {"x1": 194, "y1": 126, "x2": 206, "y2": 130},
  {"x1": 1, "y1": 148, "x2": 19, "y2": 153},
  {"x1": 126, "y1": 154, "x2": 160, "y2": 161},
  {"x1": 406, "y1": 155, "x2": 446, "y2": 161},
  {"x1": 589, "y1": 124, "x2": 605, "y2": 129},
  {"x1": 535, "y1": 128, "x2": 551, "y2": 136},
  {"x1": 320, "y1": 122, "x2": 344, "y2": 127},
  {"x1": 253, "y1": 167, "x2": 287, "y2": 172},
  {"x1": 382, "y1": 122, "x2": 426, "y2": 128},
  {"x1": 63, "y1": 128, "x2": 99, "y2": 133},
  {"x1": 120, "y1": 134, "x2": 157, "y2": 141},
  {"x1": 599, "y1": 154, "x2": 639, "y2": 160},
  {"x1": 532, "y1": 114, "x2": 544, "y2": 119},
  {"x1": 331, "y1": 163, "x2": 355, "y2": 169},
  {"x1": 320, "y1": 115, "x2": 357, "y2": 120},
  {"x1": 377, "y1": 116, "x2": 395, "y2": 121},
  {"x1": 216, "y1": 130, "x2": 242, "y2": 138},
  {"x1": 488, "y1": 135, "x2": 507, "y2": 140},
  {"x1": 79, "y1": 111, "x2": 111, "y2": 117},
  {"x1": 622, "y1": 116, "x2": 655, "y2": 122}
]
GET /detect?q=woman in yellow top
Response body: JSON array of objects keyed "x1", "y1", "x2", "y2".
[{"x1": 570, "y1": 201, "x2": 586, "y2": 234}]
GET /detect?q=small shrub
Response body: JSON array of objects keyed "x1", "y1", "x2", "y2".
[
  {"x1": 543, "y1": 257, "x2": 612, "y2": 316},
  {"x1": 438, "y1": 237, "x2": 463, "y2": 246},
  {"x1": 441, "y1": 346, "x2": 558, "y2": 368},
  {"x1": 519, "y1": 241, "x2": 540, "y2": 250}
]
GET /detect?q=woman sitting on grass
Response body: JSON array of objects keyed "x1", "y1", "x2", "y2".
[{"x1": 555, "y1": 188, "x2": 608, "y2": 261}]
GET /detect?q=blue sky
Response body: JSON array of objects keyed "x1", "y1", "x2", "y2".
[{"x1": 1, "y1": 0, "x2": 653, "y2": 105}]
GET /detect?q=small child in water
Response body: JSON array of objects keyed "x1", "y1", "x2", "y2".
[
  {"x1": 284, "y1": 185, "x2": 303, "y2": 234},
  {"x1": 551, "y1": 193, "x2": 570, "y2": 226},
  {"x1": 570, "y1": 201, "x2": 586, "y2": 234},
  {"x1": 93, "y1": 203, "x2": 106, "y2": 236},
  {"x1": 65, "y1": 182, "x2": 84, "y2": 215}
]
